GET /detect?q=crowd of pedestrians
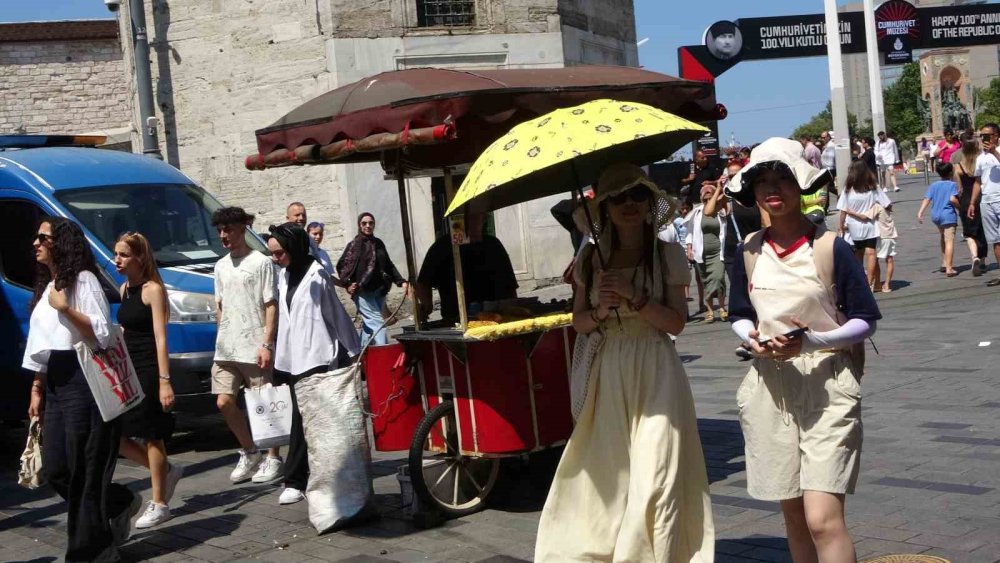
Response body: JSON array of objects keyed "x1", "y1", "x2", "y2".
[{"x1": 19, "y1": 121, "x2": 1000, "y2": 561}]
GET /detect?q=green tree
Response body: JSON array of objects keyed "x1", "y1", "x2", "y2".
[
  {"x1": 974, "y1": 77, "x2": 1000, "y2": 128},
  {"x1": 882, "y1": 62, "x2": 923, "y2": 156},
  {"x1": 792, "y1": 101, "x2": 871, "y2": 141}
]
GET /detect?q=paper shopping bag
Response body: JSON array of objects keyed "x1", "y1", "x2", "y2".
[
  {"x1": 74, "y1": 324, "x2": 144, "y2": 422},
  {"x1": 245, "y1": 383, "x2": 293, "y2": 449}
]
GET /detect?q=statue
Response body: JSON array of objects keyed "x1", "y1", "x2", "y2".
[
  {"x1": 917, "y1": 94, "x2": 932, "y2": 133},
  {"x1": 942, "y1": 87, "x2": 971, "y2": 132}
]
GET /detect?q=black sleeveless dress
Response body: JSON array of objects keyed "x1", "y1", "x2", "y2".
[{"x1": 118, "y1": 283, "x2": 174, "y2": 440}]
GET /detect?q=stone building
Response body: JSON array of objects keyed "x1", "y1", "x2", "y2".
[
  {"x1": 119, "y1": 0, "x2": 639, "y2": 288},
  {"x1": 0, "y1": 20, "x2": 130, "y2": 145}
]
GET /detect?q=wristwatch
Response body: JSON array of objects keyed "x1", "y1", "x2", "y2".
[{"x1": 261, "y1": 343, "x2": 274, "y2": 351}]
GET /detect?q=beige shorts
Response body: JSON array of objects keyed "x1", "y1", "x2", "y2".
[
  {"x1": 736, "y1": 351, "x2": 863, "y2": 500},
  {"x1": 939, "y1": 224, "x2": 957, "y2": 244},
  {"x1": 211, "y1": 361, "x2": 273, "y2": 395}
]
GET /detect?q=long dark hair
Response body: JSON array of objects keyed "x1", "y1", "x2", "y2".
[
  {"x1": 30, "y1": 217, "x2": 99, "y2": 311},
  {"x1": 845, "y1": 161, "x2": 877, "y2": 194},
  {"x1": 595, "y1": 200, "x2": 656, "y2": 287}
]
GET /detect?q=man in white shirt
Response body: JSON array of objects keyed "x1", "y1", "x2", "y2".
[
  {"x1": 876, "y1": 131, "x2": 900, "y2": 192},
  {"x1": 820, "y1": 131, "x2": 837, "y2": 184},
  {"x1": 970, "y1": 123, "x2": 1000, "y2": 287},
  {"x1": 211, "y1": 207, "x2": 283, "y2": 484}
]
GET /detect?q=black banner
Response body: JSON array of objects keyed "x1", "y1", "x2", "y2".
[
  {"x1": 920, "y1": 4, "x2": 1000, "y2": 48},
  {"x1": 737, "y1": 12, "x2": 867, "y2": 61}
]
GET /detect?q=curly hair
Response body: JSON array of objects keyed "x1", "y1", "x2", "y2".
[
  {"x1": 211, "y1": 206, "x2": 254, "y2": 227},
  {"x1": 30, "y1": 217, "x2": 99, "y2": 311}
]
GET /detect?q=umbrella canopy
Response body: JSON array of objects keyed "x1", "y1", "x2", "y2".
[
  {"x1": 445, "y1": 100, "x2": 708, "y2": 216},
  {"x1": 246, "y1": 66, "x2": 723, "y2": 172}
]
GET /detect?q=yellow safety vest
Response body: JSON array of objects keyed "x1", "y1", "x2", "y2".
[{"x1": 801, "y1": 187, "x2": 827, "y2": 215}]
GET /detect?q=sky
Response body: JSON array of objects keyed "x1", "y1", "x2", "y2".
[{"x1": 7, "y1": 1, "x2": 995, "y2": 147}]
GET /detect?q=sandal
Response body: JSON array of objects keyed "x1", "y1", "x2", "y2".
[
  {"x1": 946, "y1": 271, "x2": 959, "y2": 277},
  {"x1": 881, "y1": 285, "x2": 892, "y2": 293},
  {"x1": 988, "y1": 278, "x2": 1000, "y2": 287},
  {"x1": 704, "y1": 310, "x2": 715, "y2": 323},
  {"x1": 719, "y1": 309, "x2": 729, "y2": 322}
]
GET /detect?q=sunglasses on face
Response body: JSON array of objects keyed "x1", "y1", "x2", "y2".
[
  {"x1": 608, "y1": 187, "x2": 651, "y2": 205},
  {"x1": 34, "y1": 233, "x2": 52, "y2": 244}
]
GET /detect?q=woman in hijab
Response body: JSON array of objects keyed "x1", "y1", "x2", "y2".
[
  {"x1": 337, "y1": 213, "x2": 407, "y2": 346},
  {"x1": 266, "y1": 223, "x2": 361, "y2": 506}
]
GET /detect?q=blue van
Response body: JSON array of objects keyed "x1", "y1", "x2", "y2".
[{"x1": 0, "y1": 136, "x2": 265, "y2": 421}]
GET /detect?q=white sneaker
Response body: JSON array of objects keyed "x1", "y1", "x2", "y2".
[
  {"x1": 135, "y1": 501, "x2": 172, "y2": 529},
  {"x1": 279, "y1": 487, "x2": 305, "y2": 505},
  {"x1": 230, "y1": 450, "x2": 264, "y2": 483},
  {"x1": 251, "y1": 456, "x2": 284, "y2": 484},
  {"x1": 164, "y1": 463, "x2": 184, "y2": 504},
  {"x1": 893, "y1": 186, "x2": 900, "y2": 192}
]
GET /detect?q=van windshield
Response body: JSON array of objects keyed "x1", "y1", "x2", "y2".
[{"x1": 54, "y1": 184, "x2": 267, "y2": 267}]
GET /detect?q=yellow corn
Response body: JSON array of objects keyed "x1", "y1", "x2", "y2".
[{"x1": 464, "y1": 313, "x2": 573, "y2": 340}]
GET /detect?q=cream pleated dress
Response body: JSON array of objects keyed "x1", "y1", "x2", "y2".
[{"x1": 535, "y1": 242, "x2": 715, "y2": 562}]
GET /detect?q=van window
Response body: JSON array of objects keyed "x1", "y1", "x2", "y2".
[
  {"x1": 0, "y1": 200, "x2": 45, "y2": 289},
  {"x1": 54, "y1": 184, "x2": 266, "y2": 267}
]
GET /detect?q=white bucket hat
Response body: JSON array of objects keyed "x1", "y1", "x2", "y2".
[{"x1": 726, "y1": 137, "x2": 831, "y2": 208}]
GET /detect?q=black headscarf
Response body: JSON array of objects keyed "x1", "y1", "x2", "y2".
[
  {"x1": 336, "y1": 213, "x2": 377, "y2": 286},
  {"x1": 269, "y1": 223, "x2": 315, "y2": 306}
]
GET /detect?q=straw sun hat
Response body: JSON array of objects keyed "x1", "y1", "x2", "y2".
[
  {"x1": 572, "y1": 162, "x2": 678, "y2": 236},
  {"x1": 725, "y1": 137, "x2": 832, "y2": 208}
]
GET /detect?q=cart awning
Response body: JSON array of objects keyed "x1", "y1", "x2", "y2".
[{"x1": 246, "y1": 66, "x2": 723, "y2": 171}]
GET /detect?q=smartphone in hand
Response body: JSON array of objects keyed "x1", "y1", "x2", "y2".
[{"x1": 758, "y1": 327, "x2": 808, "y2": 347}]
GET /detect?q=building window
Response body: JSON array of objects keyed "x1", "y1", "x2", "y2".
[{"x1": 417, "y1": 0, "x2": 475, "y2": 27}]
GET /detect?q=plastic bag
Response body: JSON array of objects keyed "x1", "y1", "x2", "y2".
[
  {"x1": 295, "y1": 363, "x2": 373, "y2": 533},
  {"x1": 245, "y1": 383, "x2": 293, "y2": 449},
  {"x1": 18, "y1": 417, "x2": 45, "y2": 489},
  {"x1": 74, "y1": 324, "x2": 144, "y2": 422}
]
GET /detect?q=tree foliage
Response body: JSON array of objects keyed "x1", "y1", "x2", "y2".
[
  {"x1": 792, "y1": 101, "x2": 871, "y2": 141},
  {"x1": 882, "y1": 62, "x2": 924, "y2": 155},
  {"x1": 975, "y1": 77, "x2": 1000, "y2": 128}
]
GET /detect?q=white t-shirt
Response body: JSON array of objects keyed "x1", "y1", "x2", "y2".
[
  {"x1": 22, "y1": 271, "x2": 111, "y2": 372},
  {"x1": 214, "y1": 250, "x2": 275, "y2": 364},
  {"x1": 837, "y1": 189, "x2": 892, "y2": 242},
  {"x1": 876, "y1": 138, "x2": 898, "y2": 166},
  {"x1": 975, "y1": 152, "x2": 1000, "y2": 204}
]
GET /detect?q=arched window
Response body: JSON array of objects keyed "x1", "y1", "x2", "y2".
[{"x1": 417, "y1": 0, "x2": 475, "y2": 27}]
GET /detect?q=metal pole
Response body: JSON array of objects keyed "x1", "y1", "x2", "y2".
[
  {"x1": 395, "y1": 152, "x2": 421, "y2": 331},
  {"x1": 129, "y1": 0, "x2": 162, "y2": 159},
  {"x1": 863, "y1": 0, "x2": 886, "y2": 136},
  {"x1": 443, "y1": 169, "x2": 469, "y2": 332},
  {"x1": 824, "y1": 0, "x2": 851, "y2": 193}
]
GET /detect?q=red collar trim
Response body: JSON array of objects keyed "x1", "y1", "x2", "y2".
[{"x1": 764, "y1": 226, "x2": 817, "y2": 259}]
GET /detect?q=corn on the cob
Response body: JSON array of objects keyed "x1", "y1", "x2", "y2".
[{"x1": 464, "y1": 313, "x2": 573, "y2": 341}]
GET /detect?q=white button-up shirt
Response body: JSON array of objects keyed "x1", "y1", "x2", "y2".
[{"x1": 22, "y1": 271, "x2": 111, "y2": 373}]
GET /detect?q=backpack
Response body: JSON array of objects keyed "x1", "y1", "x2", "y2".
[{"x1": 742, "y1": 227, "x2": 866, "y2": 377}]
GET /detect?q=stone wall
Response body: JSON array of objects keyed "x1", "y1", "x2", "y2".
[
  {"x1": 326, "y1": 0, "x2": 560, "y2": 37},
  {"x1": 122, "y1": 0, "x2": 348, "y2": 253},
  {"x1": 0, "y1": 36, "x2": 129, "y2": 135}
]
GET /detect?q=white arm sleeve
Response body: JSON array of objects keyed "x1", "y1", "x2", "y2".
[
  {"x1": 732, "y1": 318, "x2": 756, "y2": 346},
  {"x1": 801, "y1": 318, "x2": 875, "y2": 353},
  {"x1": 76, "y1": 272, "x2": 112, "y2": 348}
]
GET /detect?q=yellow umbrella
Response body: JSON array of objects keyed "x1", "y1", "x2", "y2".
[{"x1": 445, "y1": 99, "x2": 708, "y2": 216}]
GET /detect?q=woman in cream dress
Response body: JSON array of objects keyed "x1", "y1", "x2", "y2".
[{"x1": 535, "y1": 163, "x2": 714, "y2": 562}]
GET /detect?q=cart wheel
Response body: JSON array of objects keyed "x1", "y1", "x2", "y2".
[{"x1": 408, "y1": 401, "x2": 499, "y2": 517}]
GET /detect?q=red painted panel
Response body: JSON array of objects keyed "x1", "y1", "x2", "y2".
[
  {"x1": 363, "y1": 343, "x2": 423, "y2": 452},
  {"x1": 463, "y1": 339, "x2": 534, "y2": 454},
  {"x1": 530, "y1": 328, "x2": 575, "y2": 447}
]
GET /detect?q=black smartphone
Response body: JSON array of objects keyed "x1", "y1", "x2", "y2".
[
  {"x1": 982, "y1": 133, "x2": 993, "y2": 143},
  {"x1": 758, "y1": 327, "x2": 808, "y2": 346}
]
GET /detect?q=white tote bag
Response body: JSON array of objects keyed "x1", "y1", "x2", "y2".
[
  {"x1": 74, "y1": 324, "x2": 145, "y2": 422},
  {"x1": 245, "y1": 383, "x2": 293, "y2": 449}
]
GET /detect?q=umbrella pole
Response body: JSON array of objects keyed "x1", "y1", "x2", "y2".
[
  {"x1": 395, "y1": 150, "x2": 421, "y2": 331},
  {"x1": 443, "y1": 168, "x2": 469, "y2": 332},
  {"x1": 572, "y1": 161, "x2": 621, "y2": 327}
]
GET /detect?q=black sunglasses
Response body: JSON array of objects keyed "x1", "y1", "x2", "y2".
[
  {"x1": 608, "y1": 187, "x2": 651, "y2": 205},
  {"x1": 34, "y1": 233, "x2": 52, "y2": 244}
]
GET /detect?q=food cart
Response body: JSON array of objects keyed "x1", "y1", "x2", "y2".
[{"x1": 246, "y1": 66, "x2": 724, "y2": 516}]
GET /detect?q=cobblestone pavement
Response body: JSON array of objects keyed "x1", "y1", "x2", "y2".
[{"x1": 3, "y1": 175, "x2": 1000, "y2": 562}]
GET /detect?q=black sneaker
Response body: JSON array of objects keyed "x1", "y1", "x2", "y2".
[{"x1": 111, "y1": 491, "x2": 142, "y2": 546}]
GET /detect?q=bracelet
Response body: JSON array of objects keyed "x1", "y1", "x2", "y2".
[
  {"x1": 158, "y1": 374, "x2": 171, "y2": 381},
  {"x1": 630, "y1": 291, "x2": 650, "y2": 312},
  {"x1": 261, "y1": 343, "x2": 274, "y2": 351}
]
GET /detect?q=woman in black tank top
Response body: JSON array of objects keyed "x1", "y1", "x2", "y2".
[
  {"x1": 113, "y1": 233, "x2": 183, "y2": 529},
  {"x1": 954, "y1": 133, "x2": 989, "y2": 272}
]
